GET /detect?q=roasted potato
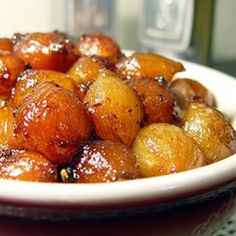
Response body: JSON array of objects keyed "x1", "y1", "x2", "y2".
[
  {"x1": 71, "y1": 140, "x2": 139, "y2": 183},
  {"x1": 180, "y1": 98, "x2": 236, "y2": 164},
  {"x1": 0, "y1": 106, "x2": 16, "y2": 147},
  {"x1": 13, "y1": 32, "x2": 76, "y2": 72},
  {"x1": 132, "y1": 123, "x2": 205, "y2": 177},
  {"x1": 67, "y1": 56, "x2": 104, "y2": 100},
  {"x1": 0, "y1": 150, "x2": 57, "y2": 182},
  {"x1": 10, "y1": 69, "x2": 79, "y2": 109},
  {"x1": 84, "y1": 70, "x2": 144, "y2": 146},
  {"x1": 13, "y1": 82, "x2": 91, "y2": 165},
  {"x1": 0, "y1": 52, "x2": 25, "y2": 99},
  {"x1": 127, "y1": 77, "x2": 176, "y2": 125},
  {"x1": 171, "y1": 78, "x2": 216, "y2": 118},
  {"x1": 73, "y1": 33, "x2": 121, "y2": 65},
  {"x1": 115, "y1": 52, "x2": 185, "y2": 82},
  {"x1": 0, "y1": 38, "x2": 13, "y2": 52}
]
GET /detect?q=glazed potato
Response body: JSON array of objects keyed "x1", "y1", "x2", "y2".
[
  {"x1": 10, "y1": 69, "x2": 79, "y2": 109},
  {"x1": 127, "y1": 77, "x2": 176, "y2": 125},
  {"x1": 73, "y1": 33, "x2": 121, "y2": 65},
  {"x1": 171, "y1": 78, "x2": 216, "y2": 117},
  {"x1": 67, "y1": 56, "x2": 104, "y2": 100},
  {"x1": 13, "y1": 32, "x2": 76, "y2": 72},
  {"x1": 132, "y1": 123, "x2": 205, "y2": 177},
  {"x1": 0, "y1": 38, "x2": 13, "y2": 52},
  {"x1": 0, "y1": 106, "x2": 16, "y2": 147},
  {"x1": 71, "y1": 140, "x2": 140, "y2": 183},
  {"x1": 0, "y1": 150, "x2": 57, "y2": 182},
  {"x1": 180, "y1": 98, "x2": 236, "y2": 164},
  {"x1": 13, "y1": 82, "x2": 91, "y2": 165},
  {"x1": 0, "y1": 52, "x2": 25, "y2": 99},
  {"x1": 115, "y1": 52, "x2": 185, "y2": 82},
  {"x1": 84, "y1": 70, "x2": 144, "y2": 146}
]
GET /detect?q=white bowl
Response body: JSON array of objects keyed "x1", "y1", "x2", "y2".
[{"x1": 0, "y1": 60, "x2": 236, "y2": 236}]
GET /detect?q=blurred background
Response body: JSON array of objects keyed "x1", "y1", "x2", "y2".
[{"x1": 0, "y1": 0, "x2": 235, "y2": 76}]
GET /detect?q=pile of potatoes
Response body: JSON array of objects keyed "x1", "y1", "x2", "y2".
[{"x1": 0, "y1": 32, "x2": 235, "y2": 183}]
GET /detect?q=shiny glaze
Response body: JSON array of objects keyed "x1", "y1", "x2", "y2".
[
  {"x1": 115, "y1": 52, "x2": 185, "y2": 82},
  {"x1": 67, "y1": 56, "x2": 104, "y2": 100},
  {"x1": 10, "y1": 69, "x2": 78, "y2": 109},
  {"x1": 171, "y1": 78, "x2": 216, "y2": 117},
  {"x1": 127, "y1": 77, "x2": 176, "y2": 125},
  {"x1": 181, "y1": 98, "x2": 236, "y2": 164},
  {"x1": 73, "y1": 140, "x2": 139, "y2": 183},
  {"x1": 0, "y1": 150, "x2": 57, "y2": 182},
  {"x1": 132, "y1": 123, "x2": 205, "y2": 177},
  {"x1": 84, "y1": 71, "x2": 144, "y2": 146},
  {"x1": 73, "y1": 33, "x2": 121, "y2": 64},
  {"x1": 0, "y1": 53, "x2": 25, "y2": 99},
  {"x1": 13, "y1": 32, "x2": 76, "y2": 72},
  {"x1": 13, "y1": 82, "x2": 91, "y2": 165}
]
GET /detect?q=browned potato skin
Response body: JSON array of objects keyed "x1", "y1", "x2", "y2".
[
  {"x1": 132, "y1": 123, "x2": 205, "y2": 177},
  {"x1": 84, "y1": 70, "x2": 144, "y2": 146},
  {"x1": 0, "y1": 52, "x2": 25, "y2": 99},
  {"x1": 67, "y1": 56, "x2": 104, "y2": 100},
  {"x1": 12, "y1": 82, "x2": 91, "y2": 165},
  {"x1": 127, "y1": 77, "x2": 176, "y2": 125},
  {"x1": 73, "y1": 140, "x2": 140, "y2": 183},
  {"x1": 115, "y1": 52, "x2": 185, "y2": 82},
  {"x1": 73, "y1": 33, "x2": 121, "y2": 65},
  {"x1": 171, "y1": 78, "x2": 216, "y2": 117},
  {"x1": 0, "y1": 106, "x2": 16, "y2": 147},
  {"x1": 13, "y1": 32, "x2": 76, "y2": 72},
  {"x1": 0, "y1": 38, "x2": 13, "y2": 52},
  {"x1": 180, "y1": 98, "x2": 236, "y2": 164},
  {"x1": 0, "y1": 150, "x2": 57, "y2": 182},
  {"x1": 10, "y1": 69, "x2": 79, "y2": 109}
]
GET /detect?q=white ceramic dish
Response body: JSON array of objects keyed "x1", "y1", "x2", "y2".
[{"x1": 0, "y1": 60, "x2": 236, "y2": 236}]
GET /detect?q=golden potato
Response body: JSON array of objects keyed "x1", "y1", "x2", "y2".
[
  {"x1": 10, "y1": 69, "x2": 79, "y2": 109},
  {"x1": 13, "y1": 82, "x2": 91, "y2": 165},
  {"x1": 13, "y1": 32, "x2": 76, "y2": 72},
  {"x1": 127, "y1": 77, "x2": 176, "y2": 125},
  {"x1": 73, "y1": 33, "x2": 121, "y2": 65},
  {"x1": 0, "y1": 52, "x2": 25, "y2": 99},
  {"x1": 132, "y1": 123, "x2": 205, "y2": 177},
  {"x1": 0, "y1": 106, "x2": 16, "y2": 147},
  {"x1": 115, "y1": 52, "x2": 185, "y2": 82},
  {"x1": 0, "y1": 38, "x2": 13, "y2": 52},
  {"x1": 180, "y1": 98, "x2": 236, "y2": 164},
  {"x1": 72, "y1": 140, "x2": 140, "y2": 183},
  {"x1": 0, "y1": 150, "x2": 57, "y2": 182},
  {"x1": 171, "y1": 78, "x2": 216, "y2": 117},
  {"x1": 67, "y1": 56, "x2": 104, "y2": 100},
  {"x1": 84, "y1": 70, "x2": 144, "y2": 146}
]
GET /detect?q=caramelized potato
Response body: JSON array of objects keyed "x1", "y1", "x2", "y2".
[
  {"x1": 132, "y1": 123, "x2": 204, "y2": 177},
  {"x1": 84, "y1": 70, "x2": 144, "y2": 146},
  {"x1": 13, "y1": 82, "x2": 91, "y2": 165},
  {"x1": 72, "y1": 140, "x2": 139, "y2": 183},
  {"x1": 0, "y1": 38, "x2": 13, "y2": 52},
  {"x1": 73, "y1": 33, "x2": 121, "y2": 65},
  {"x1": 115, "y1": 52, "x2": 184, "y2": 82},
  {"x1": 0, "y1": 53, "x2": 25, "y2": 99},
  {"x1": 180, "y1": 98, "x2": 236, "y2": 164},
  {"x1": 10, "y1": 69, "x2": 79, "y2": 109},
  {"x1": 13, "y1": 32, "x2": 76, "y2": 72},
  {"x1": 67, "y1": 56, "x2": 104, "y2": 100},
  {"x1": 0, "y1": 150, "x2": 57, "y2": 182},
  {"x1": 171, "y1": 78, "x2": 216, "y2": 117},
  {"x1": 0, "y1": 106, "x2": 16, "y2": 147},
  {"x1": 127, "y1": 77, "x2": 176, "y2": 125}
]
